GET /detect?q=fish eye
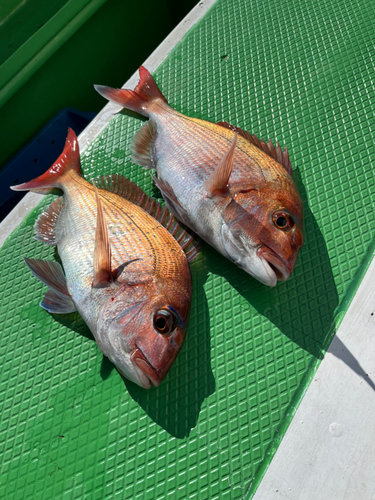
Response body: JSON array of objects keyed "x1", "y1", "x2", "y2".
[
  {"x1": 273, "y1": 211, "x2": 294, "y2": 231},
  {"x1": 154, "y1": 309, "x2": 177, "y2": 334}
]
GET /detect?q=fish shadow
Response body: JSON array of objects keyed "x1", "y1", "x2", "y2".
[
  {"x1": 204, "y1": 168, "x2": 339, "y2": 358},
  {"x1": 53, "y1": 257, "x2": 215, "y2": 439},
  {"x1": 52, "y1": 248, "x2": 214, "y2": 439},
  {"x1": 53, "y1": 311, "x2": 117, "y2": 381},
  {"x1": 55, "y1": 311, "x2": 95, "y2": 342},
  {"x1": 124, "y1": 255, "x2": 215, "y2": 438}
]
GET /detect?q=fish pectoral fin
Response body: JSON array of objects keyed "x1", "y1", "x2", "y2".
[
  {"x1": 41, "y1": 289, "x2": 77, "y2": 314},
  {"x1": 204, "y1": 134, "x2": 237, "y2": 198},
  {"x1": 112, "y1": 259, "x2": 140, "y2": 280},
  {"x1": 130, "y1": 120, "x2": 157, "y2": 169},
  {"x1": 216, "y1": 121, "x2": 292, "y2": 176},
  {"x1": 92, "y1": 182, "x2": 113, "y2": 288},
  {"x1": 24, "y1": 258, "x2": 76, "y2": 313}
]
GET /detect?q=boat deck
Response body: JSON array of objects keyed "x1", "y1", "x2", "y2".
[{"x1": 0, "y1": 0, "x2": 374, "y2": 498}]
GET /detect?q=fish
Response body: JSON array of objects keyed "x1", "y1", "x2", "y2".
[
  {"x1": 94, "y1": 67, "x2": 304, "y2": 287},
  {"x1": 11, "y1": 128, "x2": 200, "y2": 389}
]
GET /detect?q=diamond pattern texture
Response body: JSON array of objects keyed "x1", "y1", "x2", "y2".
[{"x1": 1, "y1": 0, "x2": 375, "y2": 498}]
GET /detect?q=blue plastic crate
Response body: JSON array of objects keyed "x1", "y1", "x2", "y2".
[{"x1": 0, "y1": 107, "x2": 95, "y2": 221}]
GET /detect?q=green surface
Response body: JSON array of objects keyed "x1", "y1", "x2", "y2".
[
  {"x1": 0, "y1": 0, "x2": 69, "y2": 66},
  {"x1": 0, "y1": 0, "x2": 175, "y2": 170},
  {"x1": 1, "y1": 0, "x2": 375, "y2": 498}
]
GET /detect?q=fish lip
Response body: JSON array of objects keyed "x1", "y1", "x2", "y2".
[
  {"x1": 257, "y1": 247, "x2": 290, "y2": 283},
  {"x1": 116, "y1": 365, "x2": 151, "y2": 390},
  {"x1": 131, "y1": 349, "x2": 161, "y2": 388}
]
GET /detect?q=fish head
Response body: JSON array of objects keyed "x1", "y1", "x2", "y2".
[
  {"x1": 221, "y1": 182, "x2": 304, "y2": 286},
  {"x1": 97, "y1": 278, "x2": 191, "y2": 389}
]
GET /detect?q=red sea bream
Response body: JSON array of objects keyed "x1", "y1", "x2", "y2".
[
  {"x1": 11, "y1": 129, "x2": 199, "y2": 389},
  {"x1": 95, "y1": 67, "x2": 304, "y2": 287}
]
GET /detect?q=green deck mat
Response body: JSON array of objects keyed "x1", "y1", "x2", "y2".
[{"x1": 1, "y1": 0, "x2": 374, "y2": 498}]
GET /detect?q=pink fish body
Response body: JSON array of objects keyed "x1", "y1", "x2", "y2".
[
  {"x1": 95, "y1": 67, "x2": 304, "y2": 286},
  {"x1": 11, "y1": 129, "x2": 199, "y2": 389}
]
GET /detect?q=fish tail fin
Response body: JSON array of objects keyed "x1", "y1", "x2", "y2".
[
  {"x1": 94, "y1": 66, "x2": 167, "y2": 117},
  {"x1": 10, "y1": 128, "x2": 81, "y2": 193}
]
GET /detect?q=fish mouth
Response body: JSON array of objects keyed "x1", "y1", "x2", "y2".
[
  {"x1": 131, "y1": 349, "x2": 161, "y2": 388},
  {"x1": 258, "y1": 248, "x2": 290, "y2": 283}
]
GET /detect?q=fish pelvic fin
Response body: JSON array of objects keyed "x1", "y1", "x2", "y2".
[
  {"x1": 93, "y1": 174, "x2": 201, "y2": 263},
  {"x1": 10, "y1": 128, "x2": 82, "y2": 192},
  {"x1": 130, "y1": 120, "x2": 157, "y2": 169},
  {"x1": 34, "y1": 196, "x2": 64, "y2": 246},
  {"x1": 216, "y1": 121, "x2": 293, "y2": 176},
  {"x1": 94, "y1": 66, "x2": 167, "y2": 117},
  {"x1": 24, "y1": 258, "x2": 76, "y2": 314},
  {"x1": 92, "y1": 182, "x2": 113, "y2": 288},
  {"x1": 153, "y1": 177, "x2": 201, "y2": 262},
  {"x1": 41, "y1": 289, "x2": 77, "y2": 314},
  {"x1": 153, "y1": 177, "x2": 186, "y2": 221},
  {"x1": 204, "y1": 133, "x2": 237, "y2": 198}
]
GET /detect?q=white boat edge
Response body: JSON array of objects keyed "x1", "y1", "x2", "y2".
[{"x1": 252, "y1": 252, "x2": 375, "y2": 500}]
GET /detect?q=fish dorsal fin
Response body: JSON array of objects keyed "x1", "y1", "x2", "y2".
[
  {"x1": 94, "y1": 175, "x2": 147, "y2": 205},
  {"x1": 204, "y1": 134, "x2": 237, "y2": 197},
  {"x1": 34, "y1": 196, "x2": 65, "y2": 246},
  {"x1": 93, "y1": 174, "x2": 201, "y2": 262},
  {"x1": 92, "y1": 182, "x2": 113, "y2": 288},
  {"x1": 130, "y1": 120, "x2": 157, "y2": 169},
  {"x1": 216, "y1": 121, "x2": 292, "y2": 176},
  {"x1": 24, "y1": 258, "x2": 77, "y2": 314}
]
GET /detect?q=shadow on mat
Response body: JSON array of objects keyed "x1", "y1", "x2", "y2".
[
  {"x1": 55, "y1": 256, "x2": 215, "y2": 439},
  {"x1": 124, "y1": 258, "x2": 215, "y2": 438}
]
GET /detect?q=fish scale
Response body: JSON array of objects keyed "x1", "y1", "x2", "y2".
[
  {"x1": 58, "y1": 174, "x2": 187, "y2": 304},
  {"x1": 157, "y1": 112, "x2": 287, "y2": 185}
]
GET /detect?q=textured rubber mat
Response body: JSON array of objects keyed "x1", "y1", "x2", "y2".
[{"x1": 1, "y1": 0, "x2": 375, "y2": 498}]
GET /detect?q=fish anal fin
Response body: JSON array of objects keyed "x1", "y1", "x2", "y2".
[
  {"x1": 216, "y1": 121, "x2": 293, "y2": 176},
  {"x1": 34, "y1": 196, "x2": 64, "y2": 246},
  {"x1": 204, "y1": 134, "x2": 237, "y2": 198},
  {"x1": 129, "y1": 120, "x2": 157, "y2": 169},
  {"x1": 92, "y1": 183, "x2": 113, "y2": 288},
  {"x1": 25, "y1": 258, "x2": 76, "y2": 313}
]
